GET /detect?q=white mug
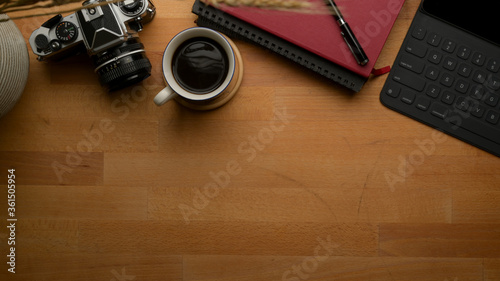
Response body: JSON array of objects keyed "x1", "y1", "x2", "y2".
[{"x1": 154, "y1": 27, "x2": 243, "y2": 110}]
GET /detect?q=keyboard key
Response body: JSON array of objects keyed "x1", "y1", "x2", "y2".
[
  {"x1": 486, "y1": 110, "x2": 500, "y2": 125},
  {"x1": 485, "y1": 93, "x2": 499, "y2": 107},
  {"x1": 486, "y1": 76, "x2": 500, "y2": 91},
  {"x1": 399, "y1": 54, "x2": 425, "y2": 74},
  {"x1": 442, "y1": 39, "x2": 456, "y2": 53},
  {"x1": 458, "y1": 63, "x2": 472, "y2": 77},
  {"x1": 443, "y1": 57, "x2": 457, "y2": 71},
  {"x1": 486, "y1": 58, "x2": 500, "y2": 73},
  {"x1": 412, "y1": 26, "x2": 426, "y2": 40},
  {"x1": 406, "y1": 41, "x2": 428, "y2": 58},
  {"x1": 441, "y1": 91, "x2": 456, "y2": 105},
  {"x1": 457, "y1": 46, "x2": 471, "y2": 60},
  {"x1": 472, "y1": 52, "x2": 486, "y2": 66},
  {"x1": 425, "y1": 66, "x2": 440, "y2": 80},
  {"x1": 416, "y1": 96, "x2": 431, "y2": 111},
  {"x1": 470, "y1": 85, "x2": 485, "y2": 100},
  {"x1": 385, "y1": 85, "x2": 401, "y2": 98},
  {"x1": 425, "y1": 66, "x2": 439, "y2": 81},
  {"x1": 426, "y1": 84, "x2": 441, "y2": 98},
  {"x1": 470, "y1": 103, "x2": 486, "y2": 118},
  {"x1": 455, "y1": 96, "x2": 471, "y2": 111},
  {"x1": 427, "y1": 32, "x2": 441, "y2": 46},
  {"x1": 473, "y1": 70, "x2": 487, "y2": 84},
  {"x1": 455, "y1": 79, "x2": 469, "y2": 94},
  {"x1": 401, "y1": 90, "x2": 416, "y2": 104},
  {"x1": 430, "y1": 102, "x2": 449, "y2": 119},
  {"x1": 440, "y1": 73, "x2": 454, "y2": 87},
  {"x1": 392, "y1": 68, "x2": 426, "y2": 92},
  {"x1": 428, "y1": 50, "x2": 442, "y2": 64}
]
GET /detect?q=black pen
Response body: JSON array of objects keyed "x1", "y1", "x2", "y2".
[{"x1": 325, "y1": 0, "x2": 369, "y2": 66}]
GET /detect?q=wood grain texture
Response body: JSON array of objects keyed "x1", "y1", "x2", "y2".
[
  {"x1": 0, "y1": 0, "x2": 499, "y2": 280},
  {"x1": 379, "y1": 223, "x2": 500, "y2": 258},
  {"x1": 183, "y1": 256, "x2": 483, "y2": 281},
  {"x1": 0, "y1": 253, "x2": 183, "y2": 281},
  {"x1": 0, "y1": 151, "x2": 103, "y2": 185},
  {"x1": 77, "y1": 221, "x2": 378, "y2": 256},
  {"x1": 485, "y1": 259, "x2": 500, "y2": 281}
]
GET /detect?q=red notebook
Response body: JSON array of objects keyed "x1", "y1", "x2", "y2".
[{"x1": 214, "y1": 0, "x2": 405, "y2": 78}]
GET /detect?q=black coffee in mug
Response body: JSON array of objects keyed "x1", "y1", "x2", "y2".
[{"x1": 172, "y1": 37, "x2": 229, "y2": 94}]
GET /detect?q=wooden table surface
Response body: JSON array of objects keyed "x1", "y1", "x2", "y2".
[{"x1": 1, "y1": 0, "x2": 499, "y2": 280}]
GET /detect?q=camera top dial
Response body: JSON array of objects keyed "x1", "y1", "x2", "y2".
[
  {"x1": 118, "y1": 0, "x2": 145, "y2": 16},
  {"x1": 55, "y1": 21, "x2": 78, "y2": 43}
]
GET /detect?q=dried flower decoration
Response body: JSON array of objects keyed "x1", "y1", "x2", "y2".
[
  {"x1": 202, "y1": 0, "x2": 335, "y2": 14},
  {"x1": 0, "y1": 0, "x2": 128, "y2": 20},
  {"x1": 205, "y1": 0, "x2": 310, "y2": 9},
  {"x1": 1, "y1": 0, "x2": 335, "y2": 21}
]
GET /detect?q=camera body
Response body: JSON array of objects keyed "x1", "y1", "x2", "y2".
[{"x1": 29, "y1": 0, "x2": 156, "y2": 91}]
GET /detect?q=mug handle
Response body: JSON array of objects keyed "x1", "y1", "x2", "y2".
[{"x1": 154, "y1": 86, "x2": 176, "y2": 106}]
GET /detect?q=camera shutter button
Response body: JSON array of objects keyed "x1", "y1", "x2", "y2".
[{"x1": 35, "y1": 35, "x2": 50, "y2": 50}]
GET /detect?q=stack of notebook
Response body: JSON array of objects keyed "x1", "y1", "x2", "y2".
[{"x1": 192, "y1": 0, "x2": 406, "y2": 92}]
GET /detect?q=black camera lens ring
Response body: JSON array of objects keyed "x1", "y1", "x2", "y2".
[
  {"x1": 97, "y1": 56, "x2": 151, "y2": 91},
  {"x1": 94, "y1": 49, "x2": 146, "y2": 72},
  {"x1": 91, "y1": 38, "x2": 152, "y2": 91},
  {"x1": 92, "y1": 40, "x2": 145, "y2": 67}
]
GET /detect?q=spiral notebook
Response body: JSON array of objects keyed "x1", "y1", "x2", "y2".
[{"x1": 192, "y1": 0, "x2": 405, "y2": 92}]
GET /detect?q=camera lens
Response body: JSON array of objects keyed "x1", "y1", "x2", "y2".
[{"x1": 92, "y1": 37, "x2": 152, "y2": 91}]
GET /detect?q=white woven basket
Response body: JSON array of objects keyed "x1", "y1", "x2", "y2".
[{"x1": 0, "y1": 14, "x2": 29, "y2": 119}]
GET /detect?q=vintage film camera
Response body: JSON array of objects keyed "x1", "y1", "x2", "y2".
[{"x1": 29, "y1": 0, "x2": 156, "y2": 91}]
